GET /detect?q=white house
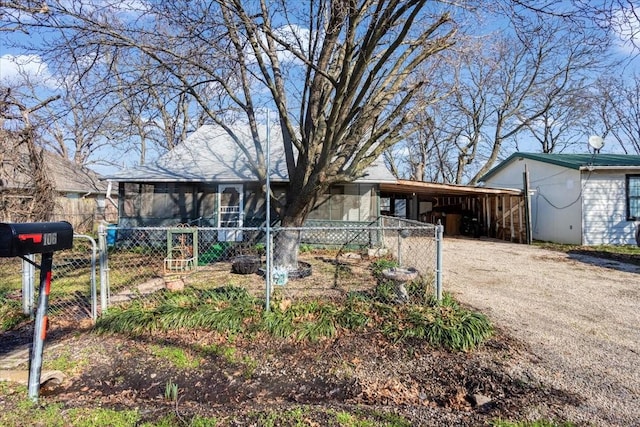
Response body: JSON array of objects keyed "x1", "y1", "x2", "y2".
[{"x1": 480, "y1": 152, "x2": 640, "y2": 245}]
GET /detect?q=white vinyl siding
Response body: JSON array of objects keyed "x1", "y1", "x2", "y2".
[
  {"x1": 582, "y1": 171, "x2": 639, "y2": 245},
  {"x1": 483, "y1": 155, "x2": 640, "y2": 246},
  {"x1": 483, "y1": 158, "x2": 582, "y2": 244}
]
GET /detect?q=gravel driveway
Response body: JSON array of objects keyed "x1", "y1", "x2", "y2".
[{"x1": 443, "y1": 237, "x2": 640, "y2": 426}]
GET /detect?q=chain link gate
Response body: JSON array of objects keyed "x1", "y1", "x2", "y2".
[{"x1": 17, "y1": 234, "x2": 100, "y2": 325}]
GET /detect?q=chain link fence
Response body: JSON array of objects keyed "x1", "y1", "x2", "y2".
[
  {"x1": 0, "y1": 218, "x2": 443, "y2": 333},
  {"x1": 100, "y1": 217, "x2": 442, "y2": 310},
  {"x1": 0, "y1": 234, "x2": 98, "y2": 332}
]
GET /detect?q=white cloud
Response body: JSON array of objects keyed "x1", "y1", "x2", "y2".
[
  {"x1": 273, "y1": 24, "x2": 311, "y2": 63},
  {"x1": 612, "y1": 7, "x2": 640, "y2": 53},
  {"x1": 0, "y1": 54, "x2": 56, "y2": 87},
  {"x1": 243, "y1": 24, "x2": 312, "y2": 66}
]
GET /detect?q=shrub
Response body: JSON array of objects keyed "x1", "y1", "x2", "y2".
[
  {"x1": 369, "y1": 258, "x2": 399, "y2": 278},
  {"x1": 378, "y1": 294, "x2": 493, "y2": 351}
]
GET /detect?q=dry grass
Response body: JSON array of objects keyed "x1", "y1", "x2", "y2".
[{"x1": 184, "y1": 251, "x2": 382, "y2": 301}]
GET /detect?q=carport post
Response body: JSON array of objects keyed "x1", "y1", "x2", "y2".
[
  {"x1": 523, "y1": 167, "x2": 532, "y2": 245},
  {"x1": 435, "y1": 221, "x2": 444, "y2": 302}
]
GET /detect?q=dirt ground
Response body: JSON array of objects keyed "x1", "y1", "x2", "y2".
[
  {"x1": 1, "y1": 238, "x2": 638, "y2": 425},
  {"x1": 1, "y1": 325, "x2": 579, "y2": 426},
  {"x1": 442, "y1": 237, "x2": 640, "y2": 427}
]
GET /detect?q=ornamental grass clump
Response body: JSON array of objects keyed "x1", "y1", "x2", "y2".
[
  {"x1": 262, "y1": 299, "x2": 339, "y2": 341},
  {"x1": 96, "y1": 285, "x2": 492, "y2": 351},
  {"x1": 379, "y1": 294, "x2": 493, "y2": 351},
  {"x1": 96, "y1": 287, "x2": 261, "y2": 335}
]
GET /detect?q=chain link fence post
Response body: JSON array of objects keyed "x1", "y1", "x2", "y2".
[
  {"x1": 73, "y1": 235, "x2": 98, "y2": 321},
  {"x1": 97, "y1": 223, "x2": 109, "y2": 313},
  {"x1": 435, "y1": 221, "x2": 444, "y2": 302},
  {"x1": 265, "y1": 229, "x2": 273, "y2": 311},
  {"x1": 21, "y1": 254, "x2": 35, "y2": 316}
]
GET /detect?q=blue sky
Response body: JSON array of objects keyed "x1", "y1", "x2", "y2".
[{"x1": 2, "y1": 1, "x2": 640, "y2": 177}]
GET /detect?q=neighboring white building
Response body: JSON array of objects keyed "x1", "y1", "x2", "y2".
[{"x1": 480, "y1": 152, "x2": 640, "y2": 245}]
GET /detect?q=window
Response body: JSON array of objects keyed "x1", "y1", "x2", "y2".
[
  {"x1": 380, "y1": 197, "x2": 391, "y2": 215},
  {"x1": 627, "y1": 175, "x2": 640, "y2": 220}
]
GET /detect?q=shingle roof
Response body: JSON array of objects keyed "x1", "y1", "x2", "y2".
[
  {"x1": 106, "y1": 124, "x2": 397, "y2": 184},
  {"x1": 480, "y1": 152, "x2": 640, "y2": 182},
  {"x1": 0, "y1": 134, "x2": 106, "y2": 193}
]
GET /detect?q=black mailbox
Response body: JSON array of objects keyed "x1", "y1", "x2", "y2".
[{"x1": 0, "y1": 222, "x2": 73, "y2": 257}]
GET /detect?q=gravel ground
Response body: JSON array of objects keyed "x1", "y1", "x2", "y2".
[{"x1": 442, "y1": 237, "x2": 640, "y2": 426}]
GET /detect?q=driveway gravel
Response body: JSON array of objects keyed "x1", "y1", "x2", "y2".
[{"x1": 443, "y1": 237, "x2": 640, "y2": 426}]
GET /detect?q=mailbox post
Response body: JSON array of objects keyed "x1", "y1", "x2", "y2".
[{"x1": 0, "y1": 222, "x2": 73, "y2": 401}]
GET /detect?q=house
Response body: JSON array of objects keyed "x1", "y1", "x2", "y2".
[
  {"x1": 0, "y1": 131, "x2": 116, "y2": 232},
  {"x1": 479, "y1": 152, "x2": 640, "y2": 245},
  {"x1": 107, "y1": 124, "x2": 530, "y2": 244},
  {"x1": 106, "y1": 124, "x2": 397, "y2": 239}
]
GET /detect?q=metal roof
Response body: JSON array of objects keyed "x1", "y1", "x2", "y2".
[
  {"x1": 480, "y1": 152, "x2": 640, "y2": 182},
  {"x1": 106, "y1": 124, "x2": 397, "y2": 184}
]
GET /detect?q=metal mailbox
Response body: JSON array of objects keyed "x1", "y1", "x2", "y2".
[
  {"x1": 0, "y1": 221, "x2": 74, "y2": 402},
  {"x1": 0, "y1": 222, "x2": 73, "y2": 257}
]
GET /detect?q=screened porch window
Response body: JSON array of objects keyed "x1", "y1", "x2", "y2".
[
  {"x1": 627, "y1": 175, "x2": 640, "y2": 220},
  {"x1": 308, "y1": 186, "x2": 345, "y2": 221}
]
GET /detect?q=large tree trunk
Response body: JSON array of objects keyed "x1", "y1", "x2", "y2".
[
  {"x1": 272, "y1": 202, "x2": 308, "y2": 271},
  {"x1": 273, "y1": 228, "x2": 301, "y2": 270}
]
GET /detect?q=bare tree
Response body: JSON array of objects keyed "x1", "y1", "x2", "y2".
[
  {"x1": 517, "y1": 86, "x2": 596, "y2": 154},
  {"x1": 90, "y1": 50, "x2": 210, "y2": 165},
  {"x1": 0, "y1": 87, "x2": 59, "y2": 221},
  {"x1": 593, "y1": 74, "x2": 640, "y2": 154},
  {"x1": 383, "y1": 1, "x2": 638, "y2": 184},
  {"x1": 1, "y1": 4, "x2": 212, "y2": 170},
  {"x1": 384, "y1": 98, "x2": 459, "y2": 183},
  {"x1": 2, "y1": 0, "x2": 458, "y2": 266},
  {"x1": 507, "y1": 0, "x2": 640, "y2": 52},
  {"x1": 421, "y1": 16, "x2": 606, "y2": 184}
]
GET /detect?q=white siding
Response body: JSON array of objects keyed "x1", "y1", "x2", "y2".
[
  {"x1": 581, "y1": 170, "x2": 639, "y2": 245},
  {"x1": 483, "y1": 158, "x2": 582, "y2": 244}
]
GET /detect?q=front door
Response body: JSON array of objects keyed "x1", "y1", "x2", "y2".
[{"x1": 218, "y1": 184, "x2": 243, "y2": 242}]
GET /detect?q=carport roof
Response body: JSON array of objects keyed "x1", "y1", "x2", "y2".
[{"x1": 379, "y1": 180, "x2": 523, "y2": 196}]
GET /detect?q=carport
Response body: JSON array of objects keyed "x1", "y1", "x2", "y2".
[{"x1": 379, "y1": 180, "x2": 528, "y2": 243}]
